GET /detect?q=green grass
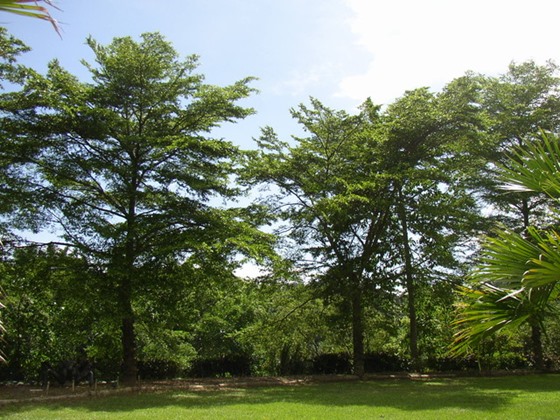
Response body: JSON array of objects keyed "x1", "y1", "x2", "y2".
[{"x1": 2, "y1": 374, "x2": 560, "y2": 419}]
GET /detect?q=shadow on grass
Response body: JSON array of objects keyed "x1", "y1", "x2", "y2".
[{"x1": 2, "y1": 374, "x2": 559, "y2": 417}]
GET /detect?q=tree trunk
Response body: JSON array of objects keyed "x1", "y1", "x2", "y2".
[
  {"x1": 404, "y1": 258, "x2": 419, "y2": 371},
  {"x1": 397, "y1": 189, "x2": 420, "y2": 370},
  {"x1": 351, "y1": 285, "x2": 365, "y2": 378},
  {"x1": 121, "y1": 178, "x2": 139, "y2": 385},
  {"x1": 522, "y1": 197, "x2": 530, "y2": 229},
  {"x1": 119, "y1": 268, "x2": 137, "y2": 385},
  {"x1": 521, "y1": 199, "x2": 544, "y2": 371},
  {"x1": 531, "y1": 324, "x2": 545, "y2": 371},
  {"x1": 120, "y1": 315, "x2": 138, "y2": 384}
]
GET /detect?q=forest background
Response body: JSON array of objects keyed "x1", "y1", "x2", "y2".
[{"x1": 2, "y1": 1, "x2": 560, "y2": 385}]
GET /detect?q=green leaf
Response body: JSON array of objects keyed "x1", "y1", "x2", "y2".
[{"x1": 0, "y1": 0, "x2": 61, "y2": 35}]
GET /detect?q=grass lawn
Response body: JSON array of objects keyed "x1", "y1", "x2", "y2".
[{"x1": 1, "y1": 374, "x2": 560, "y2": 419}]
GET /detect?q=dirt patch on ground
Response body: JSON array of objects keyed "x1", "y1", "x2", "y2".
[
  {"x1": 0, "y1": 374, "x2": 407, "y2": 405},
  {"x1": 1, "y1": 371, "x2": 537, "y2": 405}
]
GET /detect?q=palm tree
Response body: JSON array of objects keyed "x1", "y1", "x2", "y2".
[
  {"x1": 0, "y1": 0, "x2": 60, "y2": 35},
  {"x1": 452, "y1": 132, "x2": 560, "y2": 369}
]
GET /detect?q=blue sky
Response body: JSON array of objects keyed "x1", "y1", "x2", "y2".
[{"x1": 4, "y1": 0, "x2": 560, "y2": 150}]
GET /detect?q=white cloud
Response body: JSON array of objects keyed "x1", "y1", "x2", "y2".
[
  {"x1": 338, "y1": 0, "x2": 560, "y2": 105},
  {"x1": 272, "y1": 67, "x2": 325, "y2": 97}
]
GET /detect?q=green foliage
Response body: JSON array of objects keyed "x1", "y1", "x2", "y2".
[
  {"x1": 0, "y1": 29, "x2": 43, "y2": 232},
  {"x1": 482, "y1": 61, "x2": 560, "y2": 146},
  {"x1": 0, "y1": 27, "x2": 30, "y2": 86},
  {"x1": 0, "y1": 31, "x2": 268, "y2": 382},
  {"x1": 245, "y1": 97, "x2": 397, "y2": 376},
  {"x1": 3, "y1": 24, "x2": 560, "y2": 379},
  {"x1": 501, "y1": 129, "x2": 560, "y2": 199},
  {"x1": 478, "y1": 61, "x2": 560, "y2": 229},
  {"x1": 235, "y1": 279, "x2": 336, "y2": 375},
  {"x1": 453, "y1": 132, "x2": 560, "y2": 356},
  {"x1": 0, "y1": 1, "x2": 59, "y2": 35},
  {"x1": 0, "y1": 246, "x2": 121, "y2": 379}
]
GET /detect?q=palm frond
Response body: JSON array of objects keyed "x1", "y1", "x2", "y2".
[
  {"x1": 500, "y1": 131, "x2": 560, "y2": 199},
  {"x1": 473, "y1": 228, "x2": 540, "y2": 288},
  {"x1": 451, "y1": 283, "x2": 554, "y2": 355},
  {"x1": 451, "y1": 285, "x2": 526, "y2": 354},
  {"x1": 453, "y1": 132, "x2": 560, "y2": 358},
  {"x1": 523, "y1": 229, "x2": 560, "y2": 288},
  {"x1": 0, "y1": 0, "x2": 60, "y2": 36}
]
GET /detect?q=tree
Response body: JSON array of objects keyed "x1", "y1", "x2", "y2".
[
  {"x1": 4, "y1": 32, "x2": 267, "y2": 383},
  {"x1": 453, "y1": 132, "x2": 560, "y2": 369},
  {"x1": 475, "y1": 61, "x2": 560, "y2": 362},
  {"x1": 0, "y1": 28, "x2": 38, "y2": 365},
  {"x1": 0, "y1": 246, "x2": 117, "y2": 380},
  {"x1": 378, "y1": 79, "x2": 486, "y2": 369},
  {"x1": 0, "y1": 28, "x2": 41, "y2": 234},
  {"x1": 245, "y1": 98, "x2": 396, "y2": 377},
  {"x1": 479, "y1": 60, "x2": 560, "y2": 229},
  {"x1": 237, "y1": 276, "x2": 343, "y2": 376}
]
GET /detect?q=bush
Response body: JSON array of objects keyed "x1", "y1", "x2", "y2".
[
  {"x1": 425, "y1": 355, "x2": 479, "y2": 372},
  {"x1": 137, "y1": 359, "x2": 184, "y2": 380},
  {"x1": 364, "y1": 352, "x2": 408, "y2": 373},
  {"x1": 0, "y1": 360, "x2": 25, "y2": 382},
  {"x1": 278, "y1": 348, "x2": 309, "y2": 375},
  {"x1": 189, "y1": 354, "x2": 252, "y2": 378},
  {"x1": 311, "y1": 353, "x2": 352, "y2": 374},
  {"x1": 493, "y1": 352, "x2": 530, "y2": 370},
  {"x1": 424, "y1": 352, "x2": 529, "y2": 372}
]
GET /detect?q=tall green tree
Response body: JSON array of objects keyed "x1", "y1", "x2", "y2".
[
  {"x1": 0, "y1": 28, "x2": 40, "y2": 233},
  {"x1": 453, "y1": 132, "x2": 560, "y2": 369},
  {"x1": 5, "y1": 33, "x2": 266, "y2": 383},
  {"x1": 245, "y1": 98, "x2": 395, "y2": 377},
  {"x1": 0, "y1": 29, "x2": 39, "y2": 363},
  {"x1": 480, "y1": 60, "x2": 560, "y2": 229},
  {"x1": 379, "y1": 80, "x2": 486, "y2": 369},
  {"x1": 476, "y1": 61, "x2": 560, "y2": 360}
]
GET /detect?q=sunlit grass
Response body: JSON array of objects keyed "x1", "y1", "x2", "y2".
[{"x1": 2, "y1": 374, "x2": 560, "y2": 419}]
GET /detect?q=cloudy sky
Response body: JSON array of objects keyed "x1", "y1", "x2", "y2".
[{"x1": 4, "y1": 0, "x2": 560, "y2": 148}]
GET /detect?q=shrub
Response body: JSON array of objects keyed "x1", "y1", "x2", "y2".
[
  {"x1": 364, "y1": 352, "x2": 408, "y2": 372},
  {"x1": 189, "y1": 354, "x2": 252, "y2": 378},
  {"x1": 425, "y1": 355, "x2": 478, "y2": 372},
  {"x1": 311, "y1": 353, "x2": 352, "y2": 374},
  {"x1": 137, "y1": 359, "x2": 184, "y2": 380}
]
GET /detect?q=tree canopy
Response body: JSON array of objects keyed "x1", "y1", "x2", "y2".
[
  {"x1": 1, "y1": 31, "x2": 273, "y2": 383},
  {"x1": 453, "y1": 132, "x2": 560, "y2": 368},
  {"x1": 2, "y1": 27, "x2": 560, "y2": 381}
]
